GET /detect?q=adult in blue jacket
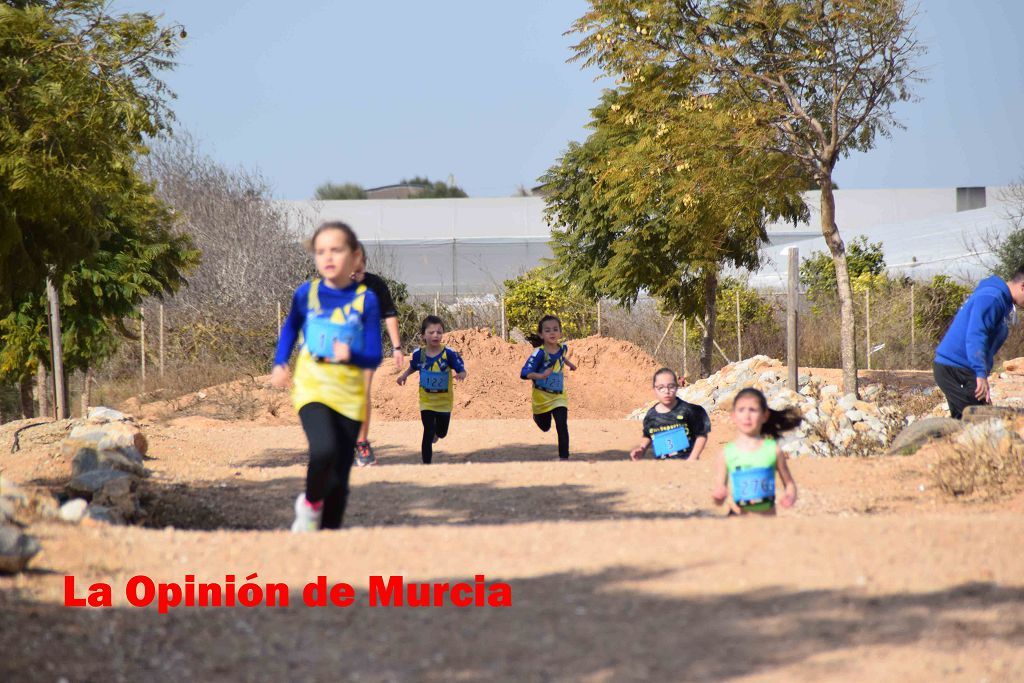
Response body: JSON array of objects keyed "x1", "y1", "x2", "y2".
[{"x1": 933, "y1": 272, "x2": 1024, "y2": 418}]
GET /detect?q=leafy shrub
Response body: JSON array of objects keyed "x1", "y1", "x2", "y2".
[{"x1": 503, "y1": 268, "x2": 595, "y2": 341}]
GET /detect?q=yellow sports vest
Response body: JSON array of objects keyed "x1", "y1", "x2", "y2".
[{"x1": 292, "y1": 280, "x2": 368, "y2": 421}]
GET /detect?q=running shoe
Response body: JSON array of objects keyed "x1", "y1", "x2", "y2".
[
  {"x1": 355, "y1": 440, "x2": 377, "y2": 467},
  {"x1": 290, "y1": 493, "x2": 322, "y2": 532}
]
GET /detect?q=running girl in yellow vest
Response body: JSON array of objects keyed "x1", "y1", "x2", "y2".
[
  {"x1": 712, "y1": 388, "x2": 799, "y2": 516},
  {"x1": 520, "y1": 315, "x2": 577, "y2": 460},
  {"x1": 271, "y1": 222, "x2": 382, "y2": 532},
  {"x1": 396, "y1": 315, "x2": 467, "y2": 464}
]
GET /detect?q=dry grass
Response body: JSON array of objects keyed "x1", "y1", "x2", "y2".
[{"x1": 932, "y1": 419, "x2": 1024, "y2": 499}]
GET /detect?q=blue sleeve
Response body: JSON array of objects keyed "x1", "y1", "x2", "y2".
[
  {"x1": 448, "y1": 349, "x2": 466, "y2": 373},
  {"x1": 520, "y1": 349, "x2": 542, "y2": 379},
  {"x1": 273, "y1": 286, "x2": 306, "y2": 366},
  {"x1": 410, "y1": 349, "x2": 422, "y2": 373},
  {"x1": 966, "y1": 295, "x2": 1003, "y2": 377},
  {"x1": 348, "y1": 291, "x2": 382, "y2": 369}
]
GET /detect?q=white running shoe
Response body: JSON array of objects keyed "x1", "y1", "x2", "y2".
[{"x1": 290, "y1": 493, "x2": 322, "y2": 532}]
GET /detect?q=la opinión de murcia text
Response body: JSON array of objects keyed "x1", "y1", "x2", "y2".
[{"x1": 64, "y1": 574, "x2": 513, "y2": 613}]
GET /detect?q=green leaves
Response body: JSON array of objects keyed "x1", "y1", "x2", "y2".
[{"x1": 0, "y1": 0, "x2": 183, "y2": 314}]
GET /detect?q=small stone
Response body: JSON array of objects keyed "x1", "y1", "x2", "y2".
[
  {"x1": 838, "y1": 393, "x2": 858, "y2": 411},
  {"x1": 67, "y1": 469, "x2": 135, "y2": 500},
  {"x1": 86, "y1": 406, "x2": 130, "y2": 423},
  {"x1": 0, "y1": 525, "x2": 40, "y2": 574},
  {"x1": 854, "y1": 422, "x2": 872, "y2": 433},
  {"x1": 59, "y1": 498, "x2": 89, "y2": 523},
  {"x1": 846, "y1": 409, "x2": 864, "y2": 422}
]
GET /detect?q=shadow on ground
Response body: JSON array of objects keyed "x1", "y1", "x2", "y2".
[
  {"x1": 140, "y1": 476, "x2": 709, "y2": 531},
  {"x1": 245, "y1": 440, "x2": 632, "y2": 469},
  {"x1": 2, "y1": 569, "x2": 1021, "y2": 682}
]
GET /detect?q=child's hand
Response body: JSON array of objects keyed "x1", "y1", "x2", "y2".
[
  {"x1": 780, "y1": 486, "x2": 797, "y2": 508},
  {"x1": 455, "y1": 371, "x2": 467, "y2": 381},
  {"x1": 270, "y1": 365, "x2": 291, "y2": 390},
  {"x1": 711, "y1": 485, "x2": 728, "y2": 505},
  {"x1": 541, "y1": 367, "x2": 553, "y2": 379},
  {"x1": 332, "y1": 340, "x2": 351, "y2": 363},
  {"x1": 629, "y1": 446, "x2": 645, "y2": 461},
  {"x1": 565, "y1": 360, "x2": 577, "y2": 372},
  {"x1": 396, "y1": 374, "x2": 407, "y2": 386}
]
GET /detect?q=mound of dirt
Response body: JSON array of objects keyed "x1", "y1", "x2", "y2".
[{"x1": 128, "y1": 329, "x2": 662, "y2": 423}]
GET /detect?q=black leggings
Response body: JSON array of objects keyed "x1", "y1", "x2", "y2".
[
  {"x1": 420, "y1": 410, "x2": 452, "y2": 464},
  {"x1": 533, "y1": 407, "x2": 569, "y2": 459},
  {"x1": 298, "y1": 403, "x2": 361, "y2": 529}
]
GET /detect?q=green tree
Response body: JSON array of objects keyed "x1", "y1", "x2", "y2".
[
  {"x1": 314, "y1": 182, "x2": 368, "y2": 200},
  {"x1": 400, "y1": 176, "x2": 468, "y2": 198},
  {"x1": 542, "y1": 83, "x2": 807, "y2": 375},
  {"x1": 0, "y1": 0, "x2": 183, "y2": 315},
  {"x1": 800, "y1": 236, "x2": 885, "y2": 304},
  {"x1": 570, "y1": 0, "x2": 925, "y2": 393},
  {"x1": 0, "y1": 181, "x2": 199, "y2": 385}
]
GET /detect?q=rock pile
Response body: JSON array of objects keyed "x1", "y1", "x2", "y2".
[
  {"x1": 630, "y1": 356, "x2": 917, "y2": 457},
  {"x1": 60, "y1": 407, "x2": 149, "y2": 524},
  {"x1": 0, "y1": 475, "x2": 40, "y2": 574}
]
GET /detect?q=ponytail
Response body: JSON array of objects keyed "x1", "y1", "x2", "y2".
[{"x1": 733, "y1": 388, "x2": 803, "y2": 439}]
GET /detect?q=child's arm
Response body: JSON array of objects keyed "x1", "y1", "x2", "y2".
[
  {"x1": 562, "y1": 345, "x2": 577, "y2": 371},
  {"x1": 689, "y1": 435, "x2": 708, "y2": 461},
  {"x1": 450, "y1": 349, "x2": 467, "y2": 381},
  {"x1": 396, "y1": 350, "x2": 419, "y2": 385},
  {"x1": 271, "y1": 288, "x2": 305, "y2": 389},
  {"x1": 711, "y1": 451, "x2": 729, "y2": 505},
  {"x1": 629, "y1": 437, "x2": 652, "y2": 461},
  {"x1": 521, "y1": 350, "x2": 551, "y2": 380},
  {"x1": 776, "y1": 445, "x2": 797, "y2": 508}
]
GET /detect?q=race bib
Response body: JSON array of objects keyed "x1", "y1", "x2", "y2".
[
  {"x1": 651, "y1": 425, "x2": 691, "y2": 458},
  {"x1": 419, "y1": 369, "x2": 450, "y2": 393},
  {"x1": 731, "y1": 467, "x2": 776, "y2": 505},
  {"x1": 304, "y1": 316, "x2": 362, "y2": 359},
  {"x1": 535, "y1": 372, "x2": 564, "y2": 393}
]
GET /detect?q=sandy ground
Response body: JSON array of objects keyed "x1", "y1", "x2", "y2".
[{"x1": 2, "y1": 407, "x2": 1024, "y2": 682}]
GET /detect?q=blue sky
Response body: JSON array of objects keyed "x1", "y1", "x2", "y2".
[{"x1": 113, "y1": 0, "x2": 1024, "y2": 199}]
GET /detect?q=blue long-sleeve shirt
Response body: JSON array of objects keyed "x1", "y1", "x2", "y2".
[
  {"x1": 935, "y1": 275, "x2": 1014, "y2": 377},
  {"x1": 274, "y1": 280, "x2": 382, "y2": 369}
]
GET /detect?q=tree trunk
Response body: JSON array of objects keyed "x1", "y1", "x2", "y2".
[
  {"x1": 820, "y1": 179, "x2": 858, "y2": 396},
  {"x1": 19, "y1": 377, "x2": 35, "y2": 419},
  {"x1": 36, "y1": 363, "x2": 50, "y2": 418},
  {"x1": 700, "y1": 270, "x2": 719, "y2": 378}
]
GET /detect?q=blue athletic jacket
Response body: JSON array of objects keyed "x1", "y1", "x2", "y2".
[{"x1": 934, "y1": 275, "x2": 1014, "y2": 378}]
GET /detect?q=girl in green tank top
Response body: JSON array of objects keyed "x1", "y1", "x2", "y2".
[{"x1": 712, "y1": 388, "x2": 800, "y2": 516}]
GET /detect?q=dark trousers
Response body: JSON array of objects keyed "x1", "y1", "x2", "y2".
[
  {"x1": 533, "y1": 406, "x2": 569, "y2": 459},
  {"x1": 420, "y1": 410, "x2": 452, "y2": 464},
  {"x1": 933, "y1": 362, "x2": 987, "y2": 420},
  {"x1": 298, "y1": 403, "x2": 360, "y2": 529}
]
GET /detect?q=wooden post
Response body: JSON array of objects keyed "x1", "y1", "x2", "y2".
[
  {"x1": 597, "y1": 300, "x2": 602, "y2": 336},
  {"x1": 140, "y1": 306, "x2": 146, "y2": 383},
  {"x1": 36, "y1": 363, "x2": 50, "y2": 419},
  {"x1": 682, "y1": 318, "x2": 688, "y2": 380},
  {"x1": 159, "y1": 303, "x2": 165, "y2": 378},
  {"x1": 865, "y1": 290, "x2": 871, "y2": 371},
  {"x1": 735, "y1": 289, "x2": 742, "y2": 361},
  {"x1": 500, "y1": 297, "x2": 506, "y2": 341},
  {"x1": 910, "y1": 283, "x2": 916, "y2": 367},
  {"x1": 787, "y1": 248, "x2": 799, "y2": 391},
  {"x1": 81, "y1": 366, "x2": 93, "y2": 417},
  {"x1": 46, "y1": 276, "x2": 68, "y2": 419},
  {"x1": 653, "y1": 315, "x2": 677, "y2": 357}
]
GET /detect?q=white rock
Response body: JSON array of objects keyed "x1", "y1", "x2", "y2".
[
  {"x1": 846, "y1": 409, "x2": 865, "y2": 422},
  {"x1": 59, "y1": 498, "x2": 89, "y2": 523}
]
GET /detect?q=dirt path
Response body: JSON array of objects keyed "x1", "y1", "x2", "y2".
[{"x1": 2, "y1": 414, "x2": 1023, "y2": 681}]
